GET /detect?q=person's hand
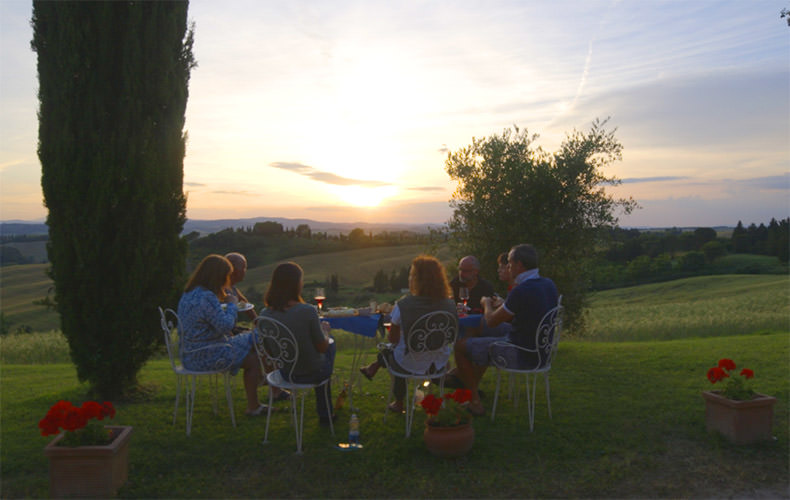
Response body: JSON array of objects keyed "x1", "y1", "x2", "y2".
[
  {"x1": 321, "y1": 320, "x2": 331, "y2": 338},
  {"x1": 225, "y1": 293, "x2": 239, "y2": 305}
]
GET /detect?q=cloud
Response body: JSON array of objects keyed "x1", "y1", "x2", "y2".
[
  {"x1": 407, "y1": 186, "x2": 445, "y2": 192},
  {"x1": 184, "y1": 182, "x2": 206, "y2": 187},
  {"x1": 437, "y1": 144, "x2": 449, "y2": 154},
  {"x1": 738, "y1": 174, "x2": 790, "y2": 191},
  {"x1": 620, "y1": 176, "x2": 690, "y2": 184},
  {"x1": 269, "y1": 161, "x2": 391, "y2": 187},
  {"x1": 210, "y1": 190, "x2": 258, "y2": 197}
]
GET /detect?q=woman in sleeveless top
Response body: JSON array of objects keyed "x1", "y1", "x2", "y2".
[{"x1": 359, "y1": 255, "x2": 456, "y2": 413}]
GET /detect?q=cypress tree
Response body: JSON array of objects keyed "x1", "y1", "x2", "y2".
[{"x1": 32, "y1": 1, "x2": 194, "y2": 398}]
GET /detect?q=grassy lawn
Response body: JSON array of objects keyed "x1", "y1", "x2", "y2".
[
  {"x1": 2, "y1": 331, "x2": 788, "y2": 498},
  {"x1": 586, "y1": 274, "x2": 790, "y2": 341}
]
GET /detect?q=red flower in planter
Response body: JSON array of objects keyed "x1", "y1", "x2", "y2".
[
  {"x1": 706, "y1": 359, "x2": 757, "y2": 401},
  {"x1": 718, "y1": 358, "x2": 736, "y2": 371},
  {"x1": 707, "y1": 367, "x2": 728, "y2": 383},
  {"x1": 38, "y1": 400, "x2": 117, "y2": 446}
]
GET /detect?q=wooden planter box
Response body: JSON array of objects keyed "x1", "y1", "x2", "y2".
[
  {"x1": 44, "y1": 425, "x2": 132, "y2": 498},
  {"x1": 702, "y1": 391, "x2": 776, "y2": 445}
]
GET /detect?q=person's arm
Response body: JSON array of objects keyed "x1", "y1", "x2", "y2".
[
  {"x1": 481, "y1": 296, "x2": 513, "y2": 328},
  {"x1": 308, "y1": 309, "x2": 330, "y2": 353},
  {"x1": 387, "y1": 324, "x2": 401, "y2": 345}
]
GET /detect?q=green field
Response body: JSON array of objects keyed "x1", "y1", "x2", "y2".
[
  {"x1": 0, "y1": 263, "x2": 59, "y2": 332},
  {"x1": 586, "y1": 274, "x2": 790, "y2": 341},
  {"x1": 0, "y1": 245, "x2": 454, "y2": 333}
]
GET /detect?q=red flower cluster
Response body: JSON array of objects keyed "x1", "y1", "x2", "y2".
[
  {"x1": 419, "y1": 388, "x2": 473, "y2": 424},
  {"x1": 38, "y1": 400, "x2": 115, "y2": 436},
  {"x1": 705, "y1": 358, "x2": 756, "y2": 401}
]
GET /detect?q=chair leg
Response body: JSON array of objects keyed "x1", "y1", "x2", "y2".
[
  {"x1": 224, "y1": 373, "x2": 236, "y2": 428},
  {"x1": 544, "y1": 373, "x2": 552, "y2": 419},
  {"x1": 406, "y1": 379, "x2": 424, "y2": 438},
  {"x1": 173, "y1": 374, "x2": 183, "y2": 425},
  {"x1": 186, "y1": 375, "x2": 197, "y2": 436},
  {"x1": 491, "y1": 369, "x2": 502, "y2": 421},
  {"x1": 296, "y1": 390, "x2": 306, "y2": 454},
  {"x1": 384, "y1": 374, "x2": 395, "y2": 423},
  {"x1": 263, "y1": 387, "x2": 275, "y2": 444},
  {"x1": 323, "y1": 382, "x2": 335, "y2": 436},
  {"x1": 526, "y1": 373, "x2": 538, "y2": 432},
  {"x1": 210, "y1": 374, "x2": 219, "y2": 415}
]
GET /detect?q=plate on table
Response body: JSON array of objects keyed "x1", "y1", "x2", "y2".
[
  {"x1": 222, "y1": 302, "x2": 254, "y2": 312},
  {"x1": 323, "y1": 307, "x2": 357, "y2": 318}
]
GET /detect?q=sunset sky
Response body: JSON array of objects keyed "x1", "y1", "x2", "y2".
[{"x1": 1, "y1": 1, "x2": 788, "y2": 228}]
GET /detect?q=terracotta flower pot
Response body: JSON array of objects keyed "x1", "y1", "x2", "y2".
[
  {"x1": 702, "y1": 391, "x2": 776, "y2": 445},
  {"x1": 44, "y1": 425, "x2": 133, "y2": 498},
  {"x1": 423, "y1": 422, "x2": 474, "y2": 458}
]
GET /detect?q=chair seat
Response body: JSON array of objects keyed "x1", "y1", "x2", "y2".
[{"x1": 266, "y1": 370, "x2": 329, "y2": 391}]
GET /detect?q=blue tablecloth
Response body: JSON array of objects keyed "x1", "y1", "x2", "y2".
[
  {"x1": 323, "y1": 313, "x2": 481, "y2": 338},
  {"x1": 322, "y1": 314, "x2": 382, "y2": 338}
]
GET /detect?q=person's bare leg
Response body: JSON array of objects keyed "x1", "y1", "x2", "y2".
[
  {"x1": 241, "y1": 351, "x2": 263, "y2": 412},
  {"x1": 360, "y1": 360, "x2": 381, "y2": 379},
  {"x1": 454, "y1": 339, "x2": 485, "y2": 414}
]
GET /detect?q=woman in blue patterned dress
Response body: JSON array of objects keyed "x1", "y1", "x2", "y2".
[{"x1": 178, "y1": 254, "x2": 267, "y2": 416}]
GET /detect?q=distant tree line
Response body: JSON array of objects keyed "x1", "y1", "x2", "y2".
[
  {"x1": 588, "y1": 217, "x2": 789, "y2": 289},
  {"x1": 186, "y1": 222, "x2": 435, "y2": 270}
]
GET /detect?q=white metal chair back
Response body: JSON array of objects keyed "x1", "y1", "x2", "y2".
[
  {"x1": 489, "y1": 295, "x2": 563, "y2": 431},
  {"x1": 254, "y1": 315, "x2": 300, "y2": 380},
  {"x1": 159, "y1": 306, "x2": 181, "y2": 372},
  {"x1": 158, "y1": 306, "x2": 236, "y2": 436},
  {"x1": 254, "y1": 315, "x2": 335, "y2": 453},
  {"x1": 404, "y1": 309, "x2": 458, "y2": 356},
  {"x1": 381, "y1": 309, "x2": 458, "y2": 437}
]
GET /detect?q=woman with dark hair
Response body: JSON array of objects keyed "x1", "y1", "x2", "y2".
[
  {"x1": 177, "y1": 254, "x2": 266, "y2": 415},
  {"x1": 359, "y1": 255, "x2": 457, "y2": 413},
  {"x1": 260, "y1": 262, "x2": 336, "y2": 424}
]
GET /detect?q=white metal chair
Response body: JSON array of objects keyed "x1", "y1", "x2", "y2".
[
  {"x1": 158, "y1": 307, "x2": 236, "y2": 436},
  {"x1": 380, "y1": 310, "x2": 458, "y2": 437},
  {"x1": 254, "y1": 316, "x2": 334, "y2": 454},
  {"x1": 488, "y1": 296, "x2": 564, "y2": 431}
]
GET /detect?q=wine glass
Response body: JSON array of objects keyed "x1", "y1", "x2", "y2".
[
  {"x1": 314, "y1": 288, "x2": 326, "y2": 313},
  {"x1": 459, "y1": 287, "x2": 469, "y2": 312}
]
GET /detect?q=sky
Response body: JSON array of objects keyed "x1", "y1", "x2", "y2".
[{"x1": 1, "y1": 1, "x2": 788, "y2": 228}]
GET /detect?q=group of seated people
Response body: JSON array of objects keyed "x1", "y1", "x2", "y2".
[{"x1": 176, "y1": 243, "x2": 558, "y2": 423}]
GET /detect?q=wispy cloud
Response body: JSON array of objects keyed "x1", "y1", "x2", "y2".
[
  {"x1": 738, "y1": 174, "x2": 790, "y2": 191},
  {"x1": 210, "y1": 190, "x2": 258, "y2": 197},
  {"x1": 269, "y1": 162, "x2": 391, "y2": 187},
  {"x1": 620, "y1": 176, "x2": 690, "y2": 184},
  {"x1": 185, "y1": 182, "x2": 206, "y2": 187},
  {"x1": 407, "y1": 186, "x2": 445, "y2": 192}
]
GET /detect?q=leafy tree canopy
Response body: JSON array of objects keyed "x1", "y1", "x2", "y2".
[{"x1": 445, "y1": 119, "x2": 637, "y2": 331}]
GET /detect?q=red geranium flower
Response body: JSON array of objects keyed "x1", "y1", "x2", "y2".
[
  {"x1": 740, "y1": 368, "x2": 754, "y2": 379},
  {"x1": 707, "y1": 366, "x2": 728, "y2": 383},
  {"x1": 420, "y1": 394, "x2": 442, "y2": 416},
  {"x1": 718, "y1": 358, "x2": 736, "y2": 371},
  {"x1": 81, "y1": 401, "x2": 104, "y2": 420}
]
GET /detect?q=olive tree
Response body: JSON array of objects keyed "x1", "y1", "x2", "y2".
[
  {"x1": 32, "y1": 1, "x2": 194, "y2": 398},
  {"x1": 445, "y1": 119, "x2": 637, "y2": 331}
]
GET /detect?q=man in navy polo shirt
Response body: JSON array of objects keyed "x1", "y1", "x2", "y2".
[{"x1": 454, "y1": 243, "x2": 558, "y2": 416}]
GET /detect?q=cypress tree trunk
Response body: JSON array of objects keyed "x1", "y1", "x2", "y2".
[{"x1": 32, "y1": 1, "x2": 194, "y2": 398}]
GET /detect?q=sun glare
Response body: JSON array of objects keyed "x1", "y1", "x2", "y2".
[{"x1": 332, "y1": 185, "x2": 398, "y2": 207}]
